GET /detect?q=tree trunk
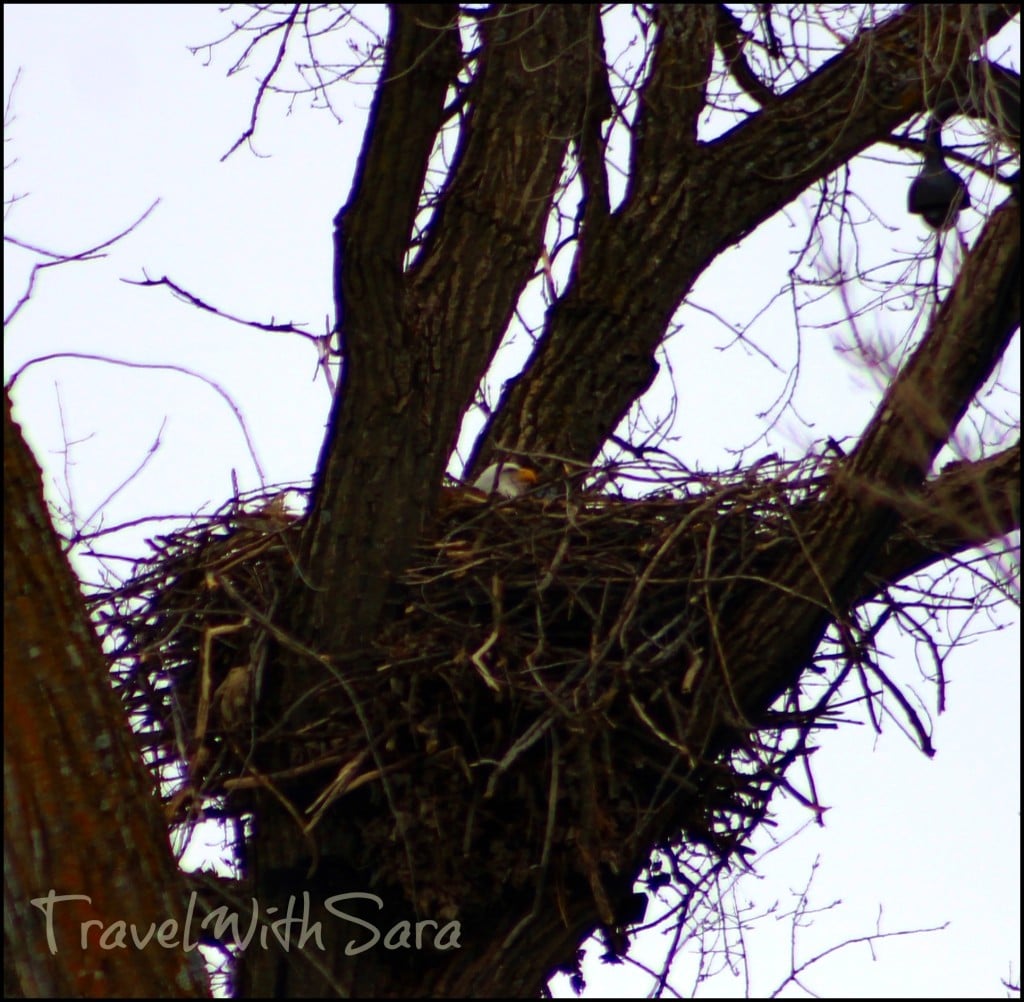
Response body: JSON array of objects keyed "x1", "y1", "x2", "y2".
[{"x1": 4, "y1": 394, "x2": 210, "y2": 998}]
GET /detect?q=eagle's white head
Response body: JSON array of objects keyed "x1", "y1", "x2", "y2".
[{"x1": 472, "y1": 462, "x2": 538, "y2": 499}]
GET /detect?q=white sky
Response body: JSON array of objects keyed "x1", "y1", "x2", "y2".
[{"x1": 4, "y1": 5, "x2": 1020, "y2": 998}]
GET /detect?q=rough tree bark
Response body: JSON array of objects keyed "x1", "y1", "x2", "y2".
[{"x1": 4, "y1": 394, "x2": 209, "y2": 998}]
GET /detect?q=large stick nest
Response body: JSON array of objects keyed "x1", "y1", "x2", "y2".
[{"x1": 95, "y1": 457, "x2": 851, "y2": 938}]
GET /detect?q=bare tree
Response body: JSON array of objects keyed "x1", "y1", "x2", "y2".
[{"x1": 5, "y1": 4, "x2": 1019, "y2": 997}]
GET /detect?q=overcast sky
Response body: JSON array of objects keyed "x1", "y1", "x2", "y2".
[{"x1": 4, "y1": 6, "x2": 1020, "y2": 997}]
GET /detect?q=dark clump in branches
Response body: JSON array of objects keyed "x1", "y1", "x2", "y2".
[{"x1": 98, "y1": 452, "x2": 930, "y2": 963}]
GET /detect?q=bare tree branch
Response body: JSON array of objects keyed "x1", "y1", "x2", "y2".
[
  {"x1": 473, "y1": 5, "x2": 1017, "y2": 470},
  {"x1": 4, "y1": 201, "x2": 160, "y2": 326}
]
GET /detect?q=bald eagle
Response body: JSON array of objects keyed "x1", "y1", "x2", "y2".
[{"x1": 472, "y1": 462, "x2": 538, "y2": 499}]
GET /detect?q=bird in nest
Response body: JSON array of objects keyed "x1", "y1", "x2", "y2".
[
  {"x1": 436, "y1": 461, "x2": 539, "y2": 513},
  {"x1": 471, "y1": 461, "x2": 538, "y2": 498}
]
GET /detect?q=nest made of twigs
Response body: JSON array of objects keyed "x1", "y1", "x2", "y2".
[{"x1": 94, "y1": 457, "x2": 841, "y2": 934}]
